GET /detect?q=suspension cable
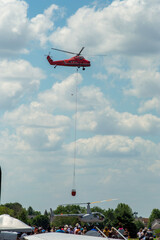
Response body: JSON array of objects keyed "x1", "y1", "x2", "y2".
[{"x1": 72, "y1": 68, "x2": 78, "y2": 189}]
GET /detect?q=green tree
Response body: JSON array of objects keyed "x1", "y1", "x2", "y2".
[
  {"x1": 0, "y1": 205, "x2": 14, "y2": 216},
  {"x1": 44, "y1": 210, "x2": 48, "y2": 216},
  {"x1": 28, "y1": 206, "x2": 34, "y2": 215},
  {"x1": 27, "y1": 206, "x2": 41, "y2": 216},
  {"x1": 114, "y1": 203, "x2": 137, "y2": 237},
  {"x1": 91, "y1": 206, "x2": 105, "y2": 215},
  {"x1": 148, "y1": 209, "x2": 160, "y2": 228},
  {"x1": 103, "y1": 208, "x2": 115, "y2": 227},
  {"x1": 134, "y1": 219, "x2": 145, "y2": 231},
  {"x1": 52, "y1": 205, "x2": 86, "y2": 227},
  {"x1": 4, "y1": 202, "x2": 23, "y2": 218},
  {"x1": 52, "y1": 216, "x2": 80, "y2": 228},
  {"x1": 54, "y1": 205, "x2": 85, "y2": 214},
  {"x1": 32, "y1": 215, "x2": 50, "y2": 229},
  {"x1": 19, "y1": 208, "x2": 28, "y2": 224}
]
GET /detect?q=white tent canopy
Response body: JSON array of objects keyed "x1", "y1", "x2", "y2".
[{"x1": 0, "y1": 214, "x2": 32, "y2": 232}]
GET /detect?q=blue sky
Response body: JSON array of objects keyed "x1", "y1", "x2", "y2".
[{"x1": 1, "y1": 0, "x2": 160, "y2": 218}]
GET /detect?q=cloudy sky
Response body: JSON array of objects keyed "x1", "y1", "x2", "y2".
[{"x1": 1, "y1": 0, "x2": 160, "y2": 218}]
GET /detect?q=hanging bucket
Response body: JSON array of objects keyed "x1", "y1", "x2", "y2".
[{"x1": 71, "y1": 189, "x2": 76, "y2": 196}]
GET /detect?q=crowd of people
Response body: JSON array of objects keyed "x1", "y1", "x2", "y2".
[
  {"x1": 20, "y1": 224, "x2": 155, "y2": 240},
  {"x1": 29, "y1": 223, "x2": 129, "y2": 239},
  {"x1": 137, "y1": 227, "x2": 154, "y2": 240}
]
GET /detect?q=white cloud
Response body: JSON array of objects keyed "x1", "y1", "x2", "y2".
[
  {"x1": 66, "y1": 135, "x2": 158, "y2": 160},
  {"x1": 0, "y1": 0, "x2": 29, "y2": 54},
  {"x1": 77, "y1": 104, "x2": 160, "y2": 136},
  {"x1": 38, "y1": 72, "x2": 83, "y2": 112},
  {"x1": 124, "y1": 69, "x2": 160, "y2": 98},
  {"x1": 2, "y1": 101, "x2": 71, "y2": 151},
  {"x1": 49, "y1": 0, "x2": 160, "y2": 56},
  {"x1": 29, "y1": 4, "x2": 59, "y2": 46},
  {"x1": 138, "y1": 97, "x2": 160, "y2": 113},
  {"x1": 0, "y1": 59, "x2": 45, "y2": 109},
  {"x1": 0, "y1": 0, "x2": 59, "y2": 54}
]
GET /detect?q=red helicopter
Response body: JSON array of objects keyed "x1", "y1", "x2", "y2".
[{"x1": 47, "y1": 47, "x2": 91, "y2": 70}]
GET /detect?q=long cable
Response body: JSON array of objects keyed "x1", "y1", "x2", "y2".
[{"x1": 73, "y1": 68, "x2": 78, "y2": 189}]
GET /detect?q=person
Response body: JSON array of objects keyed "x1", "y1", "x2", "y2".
[
  {"x1": 47, "y1": 225, "x2": 51, "y2": 232},
  {"x1": 137, "y1": 228, "x2": 144, "y2": 240},
  {"x1": 82, "y1": 227, "x2": 87, "y2": 235},
  {"x1": 123, "y1": 228, "x2": 129, "y2": 238},
  {"x1": 74, "y1": 226, "x2": 81, "y2": 234},
  {"x1": 103, "y1": 226, "x2": 110, "y2": 237},
  {"x1": 146, "y1": 228, "x2": 153, "y2": 238},
  {"x1": 109, "y1": 227, "x2": 118, "y2": 238},
  {"x1": 74, "y1": 223, "x2": 81, "y2": 234},
  {"x1": 56, "y1": 226, "x2": 65, "y2": 233},
  {"x1": 68, "y1": 226, "x2": 74, "y2": 234},
  {"x1": 64, "y1": 227, "x2": 69, "y2": 233},
  {"x1": 51, "y1": 226, "x2": 56, "y2": 232},
  {"x1": 91, "y1": 226, "x2": 98, "y2": 231},
  {"x1": 118, "y1": 223, "x2": 124, "y2": 238}
]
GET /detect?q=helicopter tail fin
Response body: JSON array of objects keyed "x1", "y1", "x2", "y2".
[{"x1": 47, "y1": 55, "x2": 54, "y2": 65}]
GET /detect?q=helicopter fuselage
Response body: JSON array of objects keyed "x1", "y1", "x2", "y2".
[
  {"x1": 47, "y1": 55, "x2": 91, "y2": 68},
  {"x1": 79, "y1": 212, "x2": 105, "y2": 223},
  {"x1": 52, "y1": 212, "x2": 105, "y2": 223}
]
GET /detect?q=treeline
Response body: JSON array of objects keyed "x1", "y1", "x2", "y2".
[
  {"x1": 0, "y1": 203, "x2": 50, "y2": 229},
  {"x1": 1, "y1": 202, "x2": 160, "y2": 237}
]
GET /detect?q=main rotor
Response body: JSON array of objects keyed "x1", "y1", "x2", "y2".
[{"x1": 51, "y1": 47, "x2": 85, "y2": 56}]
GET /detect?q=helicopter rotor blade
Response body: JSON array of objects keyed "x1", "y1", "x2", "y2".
[
  {"x1": 61, "y1": 199, "x2": 118, "y2": 206},
  {"x1": 91, "y1": 199, "x2": 118, "y2": 204},
  {"x1": 51, "y1": 48, "x2": 78, "y2": 55},
  {"x1": 77, "y1": 47, "x2": 85, "y2": 56},
  {"x1": 61, "y1": 203, "x2": 88, "y2": 206}
]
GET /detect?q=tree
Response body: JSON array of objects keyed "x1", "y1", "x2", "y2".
[
  {"x1": 134, "y1": 219, "x2": 145, "y2": 231},
  {"x1": 103, "y1": 208, "x2": 115, "y2": 227},
  {"x1": 19, "y1": 208, "x2": 28, "y2": 224},
  {"x1": 91, "y1": 206, "x2": 105, "y2": 215},
  {"x1": 44, "y1": 210, "x2": 48, "y2": 216},
  {"x1": 114, "y1": 203, "x2": 137, "y2": 237},
  {"x1": 52, "y1": 216, "x2": 80, "y2": 228},
  {"x1": 27, "y1": 206, "x2": 41, "y2": 216},
  {"x1": 148, "y1": 209, "x2": 160, "y2": 228},
  {"x1": 0, "y1": 205, "x2": 14, "y2": 216},
  {"x1": 54, "y1": 205, "x2": 85, "y2": 214},
  {"x1": 52, "y1": 205, "x2": 86, "y2": 227},
  {"x1": 32, "y1": 215, "x2": 50, "y2": 229},
  {"x1": 4, "y1": 202, "x2": 23, "y2": 218},
  {"x1": 28, "y1": 206, "x2": 34, "y2": 215}
]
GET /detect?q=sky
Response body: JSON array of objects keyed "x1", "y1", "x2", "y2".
[{"x1": 1, "y1": 0, "x2": 160, "y2": 218}]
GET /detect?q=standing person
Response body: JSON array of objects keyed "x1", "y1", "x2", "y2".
[
  {"x1": 103, "y1": 226, "x2": 110, "y2": 237},
  {"x1": 137, "y1": 228, "x2": 144, "y2": 240},
  {"x1": 74, "y1": 226, "x2": 81, "y2": 234},
  {"x1": 110, "y1": 227, "x2": 118, "y2": 238},
  {"x1": 118, "y1": 223, "x2": 124, "y2": 238},
  {"x1": 74, "y1": 223, "x2": 81, "y2": 234}
]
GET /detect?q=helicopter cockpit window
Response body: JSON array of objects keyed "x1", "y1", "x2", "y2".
[
  {"x1": 93, "y1": 213, "x2": 105, "y2": 220},
  {"x1": 79, "y1": 57, "x2": 84, "y2": 60}
]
